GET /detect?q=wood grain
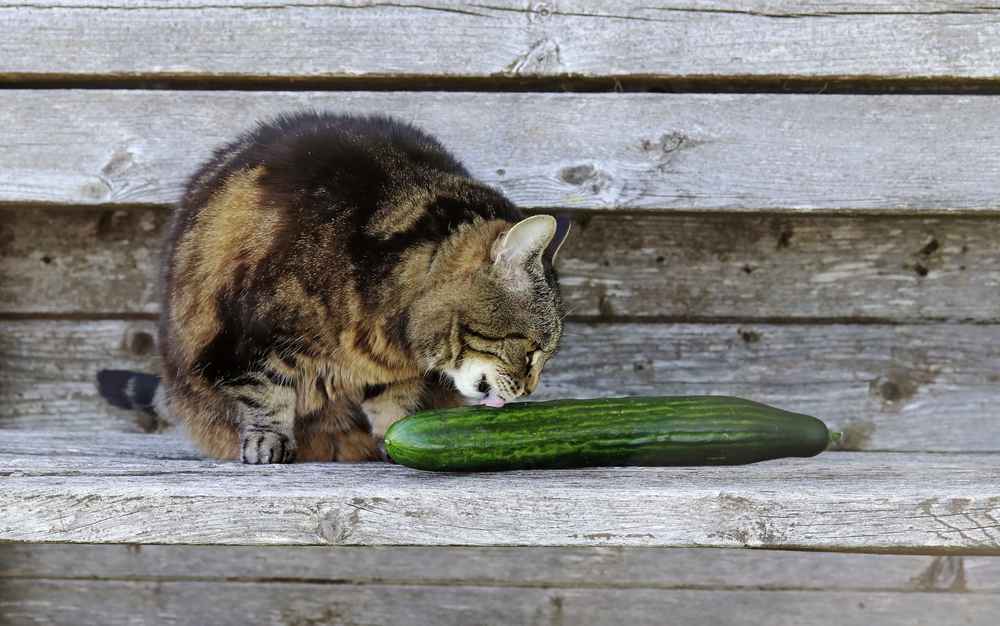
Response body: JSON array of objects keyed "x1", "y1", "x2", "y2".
[
  {"x1": 1, "y1": 431, "x2": 999, "y2": 550},
  {"x1": 0, "y1": 207, "x2": 165, "y2": 315},
  {"x1": 0, "y1": 320, "x2": 165, "y2": 433},
  {"x1": 5, "y1": 208, "x2": 1000, "y2": 321},
  {"x1": 2, "y1": 579, "x2": 999, "y2": 626},
  {"x1": 4, "y1": 91, "x2": 1000, "y2": 211},
  {"x1": 3, "y1": 319, "x2": 998, "y2": 452},
  {"x1": 6, "y1": 1, "x2": 1000, "y2": 81},
  {"x1": 561, "y1": 214, "x2": 1000, "y2": 321},
  {"x1": 0, "y1": 544, "x2": 977, "y2": 592}
]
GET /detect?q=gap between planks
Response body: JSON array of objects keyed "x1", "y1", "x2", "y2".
[{"x1": 10, "y1": 74, "x2": 1000, "y2": 95}]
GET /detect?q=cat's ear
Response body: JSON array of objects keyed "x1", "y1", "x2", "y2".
[
  {"x1": 543, "y1": 215, "x2": 571, "y2": 265},
  {"x1": 491, "y1": 215, "x2": 557, "y2": 268}
]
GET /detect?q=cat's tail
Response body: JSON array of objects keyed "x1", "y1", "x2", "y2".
[{"x1": 97, "y1": 370, "x2": 166, "y2": 418}]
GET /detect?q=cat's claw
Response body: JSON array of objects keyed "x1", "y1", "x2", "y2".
[{"x1": 241, "y1": 430, "x2": 296, "y2": 464}]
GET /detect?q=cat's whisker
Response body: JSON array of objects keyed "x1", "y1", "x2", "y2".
[{"x1": 558, "y1": 303, "x2": 580, "y2": 321}]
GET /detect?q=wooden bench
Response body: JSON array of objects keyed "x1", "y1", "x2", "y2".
[{"x1": 2, "y1": 2, "x2": 1000, "y2": 624}]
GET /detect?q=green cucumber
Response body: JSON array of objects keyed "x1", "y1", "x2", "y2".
[{"x1": 384, "y1": 396, "x2": 834, "y2": 472}]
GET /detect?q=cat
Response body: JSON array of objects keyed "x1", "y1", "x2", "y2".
[{"x1": 98, "y1": 111, "x2": 570, "y2": 464}]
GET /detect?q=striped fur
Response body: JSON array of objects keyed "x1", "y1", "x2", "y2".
[{"x1": 157, "y1": 112, "x2": 568, "y2": 463}]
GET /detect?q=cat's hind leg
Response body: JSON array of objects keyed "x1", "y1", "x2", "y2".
[
  {"x1": 295, "y1": 398, "x2": 380, "y2": 462},
  {"x1": 361, "y1": 378, "x2": 428, "y2": 462},
  {"x1": 362, "y1": 375, "x2": 465, "y2": 462},
  {"x1": 361, "y1": 378, "x2": 426, "y2": 441}
]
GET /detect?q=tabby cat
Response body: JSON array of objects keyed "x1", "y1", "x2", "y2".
[{"x1": 98, "y1": 112, "x2": 570, "y2": 464}]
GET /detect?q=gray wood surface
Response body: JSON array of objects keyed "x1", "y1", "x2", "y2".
[
  {"x1": 0, "y1": 320, "x2": 164, "y2": 433},
  {"x1": 4, "y1": 91, "x2": 1000, "y2": 211},
  {"x1": 1, "y1": 430, "x2": 999, "y2": 550},
  {"x1": 6, "y1": 208, "x2": 1000, "y2": 322},
  {"x1": 968, "y1": 557, "x2": 1000, "y2": 592},
  {"x1": 3, "y1": 5, "x2": 998, "y2": 620},
  {"x1": 0, "y1": 207, "x2": 165, "y2": 315},
  {"x1": 4, "y1": 319, "x2": 998, "y2": 452},
  {"x1": 0, "y1": 544, "x2": 979, "y2": 592},
  {"x1": 6, "y1": 1, "x2": 1000, "y2": 81},
  {"x1": 2, "y1": 579, "x2": 1000, "y2": 626}
]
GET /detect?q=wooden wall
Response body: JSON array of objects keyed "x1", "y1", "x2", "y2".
[
  {"x1": 3, "y1": 6, "x2": 1000, "y2": 451},
  {"x1": 2, "y1": 1, "x2": 1000, "y2": 623}
]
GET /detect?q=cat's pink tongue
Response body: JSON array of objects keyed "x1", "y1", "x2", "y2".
[{"x1": 480, "y1": 394, "x2": 506, "y2": 408}]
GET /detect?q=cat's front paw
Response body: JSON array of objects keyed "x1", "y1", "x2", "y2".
[{"x1": 241, "y1": 429, "x2": 296, "y2": 464}]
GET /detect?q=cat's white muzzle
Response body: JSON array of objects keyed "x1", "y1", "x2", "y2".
[{"x1": 445, "y1": 357, "x2": 510, "y2": 408}]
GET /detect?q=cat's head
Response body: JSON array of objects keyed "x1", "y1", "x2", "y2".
[{"x1": 415, "y1": 215, "x2": 571, "y2": 407}]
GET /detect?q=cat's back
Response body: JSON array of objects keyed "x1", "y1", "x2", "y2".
[
  {"x1": 160, "y1": 112, "x2": 518, "y2": 384},
  {"x1": 165, "y1": 112, "x2": 518, "y2": 290},
  {"x1": 175, "y1": 112, "x2": 470, "y2": 226}
]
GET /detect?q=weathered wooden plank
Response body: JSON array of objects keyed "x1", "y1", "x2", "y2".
[
  {"x1": 0, "y1": 320, "x2": 165, "y2": 433},
  {"x1": 967, "y1": 557, "x2": 1000, "y2": 592},
  {"x1": 3, "y1": 319, "x2": 998, "y2": 452},
  {"x1": 0, "y1": 431, "x2": 201, "y2": 461},
  {"x1": 4, "y1": 91, "x2": 1000, "y2": 211},
  {"x1": 562, "y1": 214, "x2": 1000, "y2": 321},
  {"x1": 6, "y1": 209, "x2": 1000, "y2": 321},
  {"x1": 0, "y1": 544, "x2": 978, "y2": 593},
  {"x1": 0, "y1": 208, "x2": 165, "y2": 315},
  {"x1": 546, "y1": 323, "x2": 1000, "y2": 454},
  {"x1": 6, "y1": 1, "x2": 1000, "y2": 81},
  {"x1": 0, "y1": 431, "x2": 999, "y2": 549},
  {"x1": 2, "y1": 580, "x2": 998, "y2": 626}
]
